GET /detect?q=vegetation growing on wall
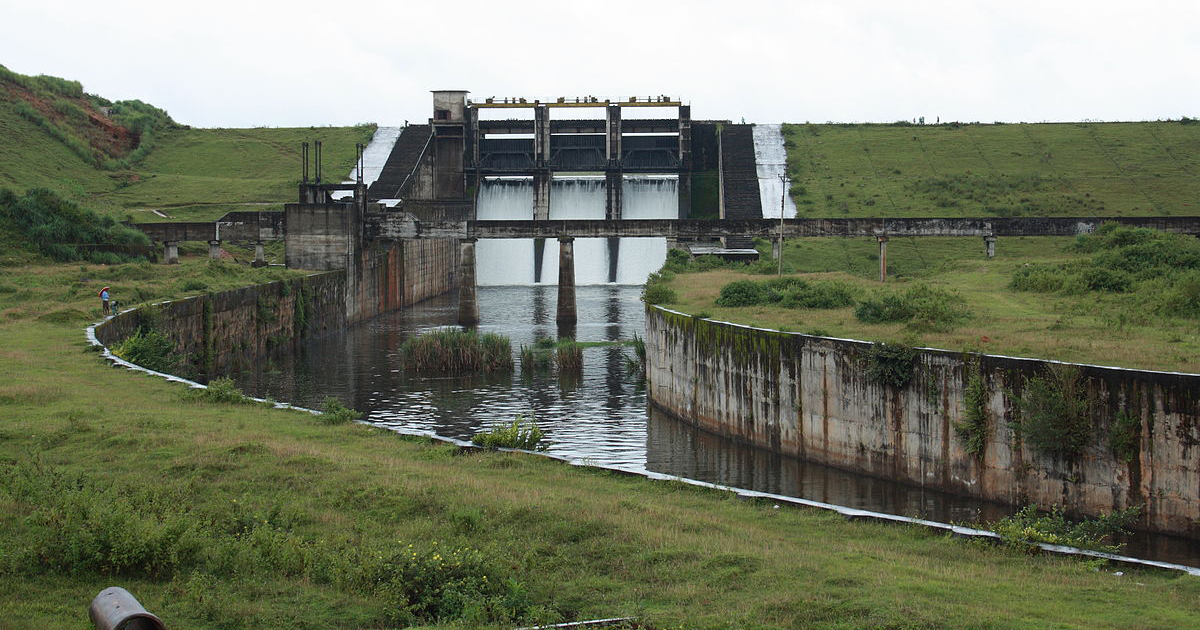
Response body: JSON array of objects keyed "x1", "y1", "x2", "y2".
[
  {"x1": 1110, "y1": 410, "x2": 1142, "y2": 464},
  {"x1": 1011, "y1": 364, "x2": 1094, "y2": 459},
  {"x1": 954, "y1": 370, "x2": 990, "y2": 457},
  {"x1": 863, "y1": 343, "x2": 918, "y2": 389},
  {"x1": 0, "y1": 188, "x2": 149, "y2": 263}
]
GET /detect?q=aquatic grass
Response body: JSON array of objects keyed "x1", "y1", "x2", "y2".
[
  {"x1": 554, "y1": 338, "x2": 584, "y2": 373},
  {"x1": 398, "y1": 328, "x2": 514, "y2": 374},
  {"x1": 519, "y1": 344, "x2": 552, "y2": 374}
]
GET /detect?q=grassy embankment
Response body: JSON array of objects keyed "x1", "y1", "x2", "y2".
[
  {"x1": 2, "y1": 69, "x2": 1198, "y2": 626},
  {"x1": 657, "y1": 121, "x2": 1200, "y2": 373}
]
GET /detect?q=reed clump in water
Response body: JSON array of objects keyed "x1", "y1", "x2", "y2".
[
  {"x1": 519, "y1": 344, "x2": 552, "y2": 374},
  {"x1": 554, "y1": 338, "x2": 584, "y2": 373},
  {"x1": 399, "y1": 328, "x2": 514, "y2": 374}
]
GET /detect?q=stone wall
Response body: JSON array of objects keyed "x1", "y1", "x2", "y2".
[{"x1": 645, "y1": 306, "x2": 1200, "y2": 537}]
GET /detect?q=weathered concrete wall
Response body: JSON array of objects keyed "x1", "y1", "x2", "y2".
[
  {"x1": 95, "y1": 272, "x2": 346, "y2": 375},
  {"x1": 645, "y1": 306, "x2": 1200, "y2": 537},
  {"x1": 97, "y1": 237, "x2": 457, "y2": 376}
]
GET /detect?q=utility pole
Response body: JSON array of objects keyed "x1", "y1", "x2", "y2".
[{"x1": 777, "y1": 173, "x2": 789, "y2": 276}]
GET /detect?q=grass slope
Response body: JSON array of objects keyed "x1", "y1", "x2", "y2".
[
  {"x1": 784, "y1": 121, "x2": 1200, "y2": 218},
  {"x1": 661, "y1": 236, "x2": 1200, "y2": 373}
]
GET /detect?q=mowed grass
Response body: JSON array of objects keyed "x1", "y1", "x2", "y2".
[
  {"x1": 1, "y1": 275, "x2": 1199, "y2": 627},
  {"x1": 663, "y1": 236, "x2": 1200, "y2": 373},
  {"x1": 784, "y1": 121, "x2": 1200, "y2": 218}
]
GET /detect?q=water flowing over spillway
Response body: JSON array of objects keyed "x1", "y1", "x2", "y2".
[
  {"x1": 331, "y1": 126, "x2": 402, "y2": 199},
  {"x1": 753, "y1": 123, "x2": 797, "y2": 219},
  {"x1": 475, "y1": 175, "x2": 677, "y2": 286}
]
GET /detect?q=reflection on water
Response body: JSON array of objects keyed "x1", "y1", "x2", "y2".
[{"x1": 227, "y1": 285, "x2": 1200, "y2": 567}]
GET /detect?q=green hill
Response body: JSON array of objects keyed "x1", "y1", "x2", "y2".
[
  {"x1": 783, "y1": 121, "x2": 1200, "y2": 217},
  {"x1": 0, "y1": 65, "x2": 374, "y2": 224}
]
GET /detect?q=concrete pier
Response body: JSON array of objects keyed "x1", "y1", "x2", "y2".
[
  {"x1": 208, "y1": 240, "x2": 222, "y2": 260},
  {"x1": 605, "y1": 170, "x2": 622, "y2": 221},
  {"x1": 252, "y1": 241, "x2": 267, "y2": 267},
  {"x1": 163, "y1": 241, "x2": 179, "y2": 265},
  {"x1": 457, "y1": 238, "x2": 480, "y2": 326},
  {"x1": 533, "y1": 171, "x2": 551, "y2": 221},
  {"x1": 556, "y1": 236, "x2": 577, "y2": 326},
  {"x1": 985, "y1": 234, "x2": 996, "y2": 259}
]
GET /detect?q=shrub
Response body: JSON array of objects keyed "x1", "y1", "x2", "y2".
[
  {"x1": 1109, "y1": 410, "x2": 1141, "y2": 464},
  {"x1": 471, "y1": 416, "x2": 547, "y2": 451},
  {"x1": 0, "y1": 188, "x2": 149, "y2": 262},
  {"x1": 863, "y1": 343, "x2": 918, "y2": 389},
  {"x1": 1011, "y1": 364, "x2": 1093, "y2": 459},
  {"x1": 954, "y1": 372, "x2": 988, "y2": 456},
  {"x1": 778, "y1": 279, "x2": 858, "y2": 309},
  {"x1": 319, "y1": 397, "x2": 362, "y2": 424},
  {"x1": 641, "y1": 277, "x2": 677, "y2": 305},
  {"x1": 183, "y1": 377, "x2": 253, "y2": 404},
  {"x1": 715, "y1": 280, "x2": 771, "y2": 306},
  {"x1": 113, "y1": 329, "x2": 176, "y2": 373},
  {"x1": 399, "y1": 329, "x2": 513, "y2": 374},
  {"x1": 855, "y1": 284, "x2": 971, "y2": 332},
  {"x1": 992, "y1": 504, "x2": 1141, "y2": 553}
]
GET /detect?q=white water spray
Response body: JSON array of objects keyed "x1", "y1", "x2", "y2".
[{"x1": 753, "y1": 124, "x2": 796, "y2": 219}]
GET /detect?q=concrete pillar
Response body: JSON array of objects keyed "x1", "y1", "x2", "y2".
[
  {"x1": 605, "y1": 170, "x2": 622, "y2": 221},
  {"x1": 984, "y1": 235, "x2": 997, "y2": 259},
  {"x1": 457, "y1": 238, "x2": 480, "y2": 326},
  {"x1": 556, "y1": 237, "x2": 577, "y2": 326},
  {"x1": 534, "y1": 104, "x2": 551, "y2": 168},
  {"x1": 533, "y1": 171, "x2": 551, "y2": 221},
  {"x1": 605, "y1": 104, "x2": 622, "y2": 165},
  {"x1": 163, "y1": 241, "x2": 178, "y2": 265},
  {"x1": 877, "y1": 236, "x2": 889, "y2": 282},
  {"x1": 677, "y1": 104, "x2": 692, "y2": 219},
  {"x1": 772, "y1": 237, "x2": 782, "y2": 262},
  {"x1": 208, "y1": 240, "x2": 222, "y2": 260},
  {"x1": 252, "y1": 241, "x2": 267, "y2": 268}
]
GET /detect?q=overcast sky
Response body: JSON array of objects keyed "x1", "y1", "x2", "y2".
[{"x1": 3, "y1": 0, "x2": 1198, "y2": 128}]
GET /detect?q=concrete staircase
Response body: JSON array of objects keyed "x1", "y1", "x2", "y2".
[
  {"x1": 720, "y1": 124, "x2": 762, "y2": 248},
  {"x1": 367, "y1": 124, "x2": 432, "y2": 200}
]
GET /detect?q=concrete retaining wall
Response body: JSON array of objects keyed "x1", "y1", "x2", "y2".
[
  {"x1": 645, "y1": 306, "x2": 1200, "y2": 537},
  {"x1": 96, "y1": 238, "x2": 458, "y2": 376}
]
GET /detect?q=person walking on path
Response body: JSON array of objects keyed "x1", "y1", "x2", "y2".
[{"x1": 100, "y1": 286, "x2": 111, "y2": 316}]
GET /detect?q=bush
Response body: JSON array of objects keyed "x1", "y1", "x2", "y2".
[
  {"x1": 863, "y1": 343, "x2": 918, "y2": 389},
  {"x1": 1012, "y1": 364, "x2": 1093, "y2": 459},
  {"x1": 954, "y1": 372, "x2": 988, "y2": 456},
  {"x1": 992, "y1": 504, "x2": 1140, "y2": 553},
  {"x1": 715, "y1": 280, "x2": 771, "y2": 306},
  {"x1": 0, "y1": 188, "x2": 149, "y2": 262},
  {"x1": 641, "y1": 271, "x2": 678, "y2": 305},
  {"x1": 319, "y1": 396, "x2": 362, "y2": 424},
  {"x1": 399, "y1": 329, "x2": 513, "y2": 374},
  {"x1": 471, "y1": 416, "x2": 547, "y2": 451},
  {"x1": 183, "y1": 377, "x2": 253, "y2": 404},
  {"x1": 113, "y1": 329, "x2": 177, "y2": 373},
  {"x1": 855, "y1": 284, "x2": 971, "y2": 332}
]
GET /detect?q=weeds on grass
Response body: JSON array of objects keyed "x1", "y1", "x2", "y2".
[
  {"x1": 855, "y1": 284, "x2": 972, "y2": 332},
  {"x1": 715, "y1": 277, "x2": 858, "y2": 309},
  {"x1": 471, "y1": 416, "x2": 547, "y2": 451},
  {"x1": 0, "y1": 188, "x2": 149, "y2": 263},
  {"x1": 992, "y1": 504, "x2": 1141, "y2": 553},
  {"x1": 183, "y1": 377, "x2": 252, "y2": 404},
  {"x1": 319, "y1": 397, "x2": 362, "y2": 424}
]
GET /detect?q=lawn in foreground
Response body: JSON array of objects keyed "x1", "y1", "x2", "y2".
[{"x1": 0, "y1": 257, "x2": 1197, "y2": 628}]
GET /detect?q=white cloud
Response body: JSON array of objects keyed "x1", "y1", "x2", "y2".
[{"x1": 2, "y1": 0, "x2": 1196, "y2": 127}]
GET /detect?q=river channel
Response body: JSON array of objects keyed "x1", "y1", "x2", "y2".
[{"x1": 225, "y1": 284, "x2": 1200, "y2": 568}]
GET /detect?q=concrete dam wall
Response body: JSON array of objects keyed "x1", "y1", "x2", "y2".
[
  {"x1": 94, "y1": 237, "x2": 457, "y2": 375},
  {"x1": 645, "y1": 306, "x2": 1200, "y2": 537}
]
